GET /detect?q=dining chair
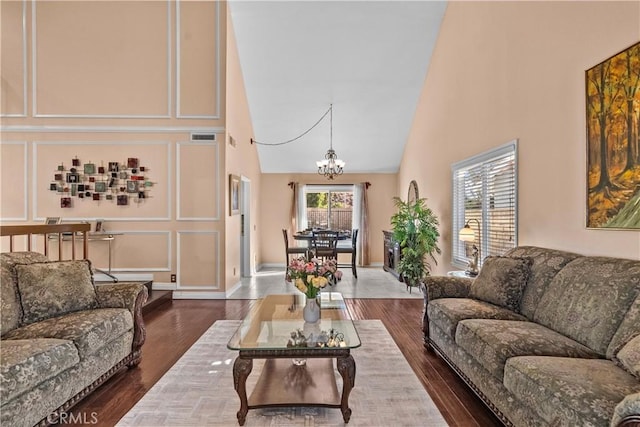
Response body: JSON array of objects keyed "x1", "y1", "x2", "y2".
[
  {"x1": 336, "y1": 229, "x2": 358, "y2": 278},
  {"x1": 282, "y1": 229, "x2": 307, "y2": 265},
  {"x1": 311, "y1": 230, "x2": 338, "y2": 261}
]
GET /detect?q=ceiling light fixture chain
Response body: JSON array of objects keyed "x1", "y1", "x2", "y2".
[{"x1": 250, "y1": 106, "x2": 332, "y2": 146}]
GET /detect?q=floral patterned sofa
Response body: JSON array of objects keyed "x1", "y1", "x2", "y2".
[
  {"x1": 0, "y1": 252, "x2": 148, "y2": 427},
  {"x1": 422, "y1": 246, "x2": 640, "y2": 427}
]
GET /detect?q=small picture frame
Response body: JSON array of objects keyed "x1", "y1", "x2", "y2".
[
  {"x1": 84, "y1": 163, "x2": 96, "y2": 175},
  {"x1": 78, "y1": 184, "x2": 85, "y2": 192},
  {"x1": 72, "y1": 158, "x2": 81, "y2": 167},
  {"x1": 229, "y1": 174, "x2": 240, "y2": 216},
  {"x1": 98, "y1": 166, "x2": 105, "y2": 174},
  {"x1": 117, "y1": 195, "x2": 128, "y2": 206},
  {"x1": 49, "y1": 183, "x2": 58, "y2": 191},
  {"x1": 92, "y1": 193, "x2": 100, "y2": 201},
  {"x1": 45, "y1": 217, "x2": 61, "y2": 225},
  {"x1": 127, "y1": 157, "x2": 139, "y2": 169},
  {"x1": 106, "y1": 194, "x2": 113, "y2": 200},
  {"x1": 66, "y1": 173, "x2": 79, "y2": 183},
  {"x1": 126, "y1": 180, "x2": 138, "y2": 193},
  {"x1": 138, "y1": 191, "x2": 146, "y2": 199},
  {"x1": 95, "y1": 220, "x2": 103, "y2": 232},
  {"x1": 54, "y1": 173, "x2": 63, "y2": 181},
  {"x1": 95, "y1": 181, "x2": 107, "y2": 192},
  {"x1": 71, "y1": 184, "x2": 77, "y2": 196},
  {"x1": 108, "y1": 162, "x2": 119, "y2": 172},
  {"x1": 61, "y1": 197, "x2": 72, "y2": 208}
]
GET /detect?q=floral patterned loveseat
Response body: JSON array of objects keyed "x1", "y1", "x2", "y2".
[
  {"x1": 422, "y1": 246, "x2": 640, "y2": 427},
  {"x1": 0, "y1": 252, "x2": 148, "y2": 427}
]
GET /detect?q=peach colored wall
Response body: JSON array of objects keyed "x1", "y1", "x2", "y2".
[
  {"x1": 0, "y1": 1, "x2": 250, "y2": 296},
  {"x1": 224, "y1": 12, "x2": 262, "y2": 289},
  {"x1": 259, "y1": 173, "x2": 397, "y2": 266},
  {"x1": 399, "y1": 1, "x2": 640, "y2": 276}
]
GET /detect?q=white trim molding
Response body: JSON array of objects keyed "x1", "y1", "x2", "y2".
[
  {"x1": 176, "y1": 141, "x2": 220, "y2": 221},
  {"x1": 0, "y1": 125, "x2": 225, "y2": 134},
  {"x1": 32, "y1": 0, "x2": 172, "y2": 118},
  {"x1": 176, "y1": 230, "x2": 220, "y2": 290},
  {"x1": 0, "y1": 0, "x2": 27, "y2": 118},
  {"x1": 176, "y1": 0, "x2": 221, "y2": 119},
  {"x1": 0, "y1": 141, "x2": 28, "y2": 221},
  {"x1": 98, "y1": 230, "x2": 172, "y2": 272}
]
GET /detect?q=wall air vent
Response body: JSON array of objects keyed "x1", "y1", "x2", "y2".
[{"x1": 190, "y1": 133, "x2": 216, "y2": 141}]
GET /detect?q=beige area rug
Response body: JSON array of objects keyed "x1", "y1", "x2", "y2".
[{"x1": 117, "y1": 320, "x2": 448, "y2": 427}]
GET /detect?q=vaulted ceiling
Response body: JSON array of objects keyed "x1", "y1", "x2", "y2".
[{"x1": 229, "y1": 1, "x2": 447, "y2": 174}]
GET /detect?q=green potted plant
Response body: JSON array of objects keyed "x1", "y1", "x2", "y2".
[{"x1": 390, "y1": 196, "x2": 441, "y2": 291}]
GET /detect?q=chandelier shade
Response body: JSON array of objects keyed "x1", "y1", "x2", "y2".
[{"x1": 317, "y1": 104, "x2": 345, "y2": 180}]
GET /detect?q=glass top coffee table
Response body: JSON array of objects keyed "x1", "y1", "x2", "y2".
[{"x1": 227, "y1": 292, "x2": 361, "y2": 425}]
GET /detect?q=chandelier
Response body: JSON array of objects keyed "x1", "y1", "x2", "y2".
[{"x1": 316, "y1": 104, "x2": 345, "y2": 180}]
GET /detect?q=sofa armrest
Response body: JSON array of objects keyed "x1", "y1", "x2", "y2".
[
  {"x1": 613, "y1": 392, "x2": 640, "y2": 427},
  {"x1": 95, "y1": 283, "x2": 148, "y2": 360},
  {"x1": 421, "y1": 276, "x2": 473, "y2": 348},
  {"x1": 423, "y1": 276, "x2": 473, "y2": 301}
]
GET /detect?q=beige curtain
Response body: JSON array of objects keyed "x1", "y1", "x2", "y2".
[
  {"x1": 359, "y1": 182, "x2": 370, "y2": 266},
  {"x1": 289, "y1": 182, "x2": 298, "y2": 235}
]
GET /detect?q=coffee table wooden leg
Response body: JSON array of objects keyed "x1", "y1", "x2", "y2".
[
  {"x1": 232, "y1": 357, "x2": 253, "y2": 426},
  {"x1": 337, "y1": 354, "x2": 356, "y2": 423}
]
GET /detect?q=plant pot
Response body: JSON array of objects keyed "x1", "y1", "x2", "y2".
[{"x1": 303, "y1": 296, "x2": 320, "y2": 323}]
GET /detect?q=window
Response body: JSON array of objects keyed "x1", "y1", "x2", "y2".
[
  {"x1": 452, "y1": 140, "x2": 518, "y2": 269},
  {"x1": 303, "y1": 185, "x2": 353, "y2": 231}
]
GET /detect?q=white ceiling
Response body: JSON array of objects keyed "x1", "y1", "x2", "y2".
[{"x1": 229, "y1": 1, "x2": 447, "y2": 174}]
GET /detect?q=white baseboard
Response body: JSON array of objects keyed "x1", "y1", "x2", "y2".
[
  {"x1": 226, "y1": 281, "x2": 243, "y2": 297},
  {"x1": 259, "y1": 263, "x2": 285, "y2": 269},
  {"x1": 172, "y1": 291, "x2": 227, "y2": 299},
  {"x1": 94, "y1": 273, "x2": 153, "y2": 283},
  {"x1": 152, "y1": 282, "x2": 177, "y2": 291}
]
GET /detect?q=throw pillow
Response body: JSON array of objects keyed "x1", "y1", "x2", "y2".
[
  {"x1": 469, "y1": 256, "x2": 532, "y2": 312},
  {"x1": 15, "y1": 260, "x2": 98, "y2": 324},
  {"x1": 616, "y1": 334, "x2": 640, "y2": 378}
]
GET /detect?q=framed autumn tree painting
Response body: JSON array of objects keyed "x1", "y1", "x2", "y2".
[{"x1": 586, "y1": 42, "x2": 640, "y2": 229}]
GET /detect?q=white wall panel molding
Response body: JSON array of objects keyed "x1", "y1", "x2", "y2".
[
  {"x1": 32, "y1": 141, "x2": 171, "y2": 221},
  {"x1": 0, "y1": 141, "x2": 28, "y2": 221},
  {"x1": 32, "y1": 0, "x2": 172, "y2": 118},
  {"x1": 100, "y1": 230, "x2": 171, "y2": 272},
  {"x1": 176, "y1": 0, "x2": 221, "y2": 119},
  {"x1": 0, "y1": 0, "x2": 27, "y2": 118},
  {"x1": 0, "y1": 125, "x2": 225, "y2": 134},
  {"x1": 176, "y1": 230, "x2": 220, "y2": 290},
  {"x1": 176, "y1": 141, "x2": 220, "y2": 221}
]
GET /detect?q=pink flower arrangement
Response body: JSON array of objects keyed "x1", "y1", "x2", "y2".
[{"x1": 286, "y1": 256, "x2": 342, "y2": 298}]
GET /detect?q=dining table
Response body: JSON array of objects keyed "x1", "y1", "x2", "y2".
[{"x1": 292, "y1": 230, "x2": 351, "y2": 247}]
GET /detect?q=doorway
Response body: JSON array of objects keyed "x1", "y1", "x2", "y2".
[{"x1": 240, "y1": 177, "x2": 251, "y2": 277}]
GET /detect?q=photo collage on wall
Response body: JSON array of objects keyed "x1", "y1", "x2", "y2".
[{"x1": 50, "y1": 157, "x2": 154, "y2": 208}]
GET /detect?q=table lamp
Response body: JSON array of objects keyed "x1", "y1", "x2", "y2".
[{"x1": 459, "y1": 219, "x2": 480, "y2": 277}]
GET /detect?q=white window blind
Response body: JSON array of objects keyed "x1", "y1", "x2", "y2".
[{"x1": 452, "y1": 140, "x2": 518, "y2": 269}]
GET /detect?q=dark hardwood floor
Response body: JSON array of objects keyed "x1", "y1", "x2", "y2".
[{"x1": 66, "y1": 298, "x2": 501, "y2": 426}]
